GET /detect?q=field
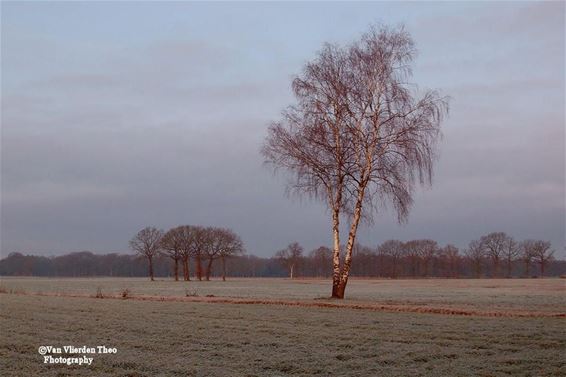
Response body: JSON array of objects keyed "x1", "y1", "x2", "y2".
[{"x1": 1, "y1": 278, "x2": 565, "y2": 376}]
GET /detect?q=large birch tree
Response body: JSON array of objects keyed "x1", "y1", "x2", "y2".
[{"x1": 262, "y1": 25, "x2": 448, "y2": 298}]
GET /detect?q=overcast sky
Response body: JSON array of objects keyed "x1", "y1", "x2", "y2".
[{"x1": 1, "y1": 1, "x2": 564, "y2": 258}]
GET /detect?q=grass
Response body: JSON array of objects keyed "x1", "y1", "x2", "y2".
[
  {"x1": 0, "y1": 294, "x2": 564, "y2": 376},
  {"x1": 1, "y1": 277, "x2": 564, "y2": 313},
  {"x1": 0, "y1": 278, "x2": 564, "y2": 376}
]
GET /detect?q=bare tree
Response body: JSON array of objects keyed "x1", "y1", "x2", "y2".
[
  {"x1": 519, "y1": 240, "x2": 536, "y2": 277},
  {"x1": 161, "y1": 227, "x2": 184, "y2": 281},
  {"x1": 174, "y1": 225, "x2": 199, "y2": 281},
  {"x1": 403, "y1": 240, "x2": 423, "y2": 277},
  {"x1": 202, "y1": 227, "x2": 217, "y2": 281},
  {"x1": 191, "y1": 226, "x2": 207, "y2": 281},
  {"x1": 276, "y1": 242, "x2": 304, "y2": 279},
  {"x1": 203, "y1": 227, "x2": 244, "y2": 281},
  {"x1": 465, "y1": 239, "x2": 485, "y2": 278},
  {"x1": 172, "y1": 225, "x2": 205, "y2": 281},
  {"x1": 217, "y1": 228, "x2": 245, "y2": 281},
  {"x1": 441, "y1": 244, "x2": 460, "y2": 278},
  {"x1": 530, "y1": 240, "x2": 554, "y2": 277},
  {"x1": 480, "y1": 232, "x2": 508, "y2": 277},
  {"x1": 502, "y1": 236, "x2": 518, "y2": 278},
  {"x1": 415, "y1": 239, "x2": 438, "y2": 277},
  {"x1": 129, "y1": 227, "x2": 163, "y2": 281},
  {"x1": 377, "y1": 240, "x2": 404, "y2": 278},
  {"x1": 351, "y1": 243, "x2": 375, "y2": 276},
  {"x1": 310, "y1": 246, "x2": 333, "y2": 278},
  {"x1": 262, "y1": 25, "x2": 447, "y2": 298}
]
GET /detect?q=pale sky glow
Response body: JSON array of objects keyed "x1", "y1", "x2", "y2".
[{"x1": 1, "y1": 1, "x2": 564, "y2": 257}]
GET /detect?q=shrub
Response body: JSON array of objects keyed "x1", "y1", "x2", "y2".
[
  {"x1": 95, "y1": 287, "x2": 104, "y2": 298},
  {"x1": 185, "y1": 288, "x2": 198, "y2": 297}
]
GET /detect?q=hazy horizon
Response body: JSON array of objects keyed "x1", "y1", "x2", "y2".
[{"x1": 1, "y1": 2, "x2": 564, "y2": 258}]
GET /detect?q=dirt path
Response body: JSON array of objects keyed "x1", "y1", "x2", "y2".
[{"x1": 2, "y1": 291, "x2": 564, "y2": 318}]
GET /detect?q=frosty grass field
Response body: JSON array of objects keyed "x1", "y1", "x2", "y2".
[{"x1": 0, "y1": 277, "x2": 564, "y2": 376}]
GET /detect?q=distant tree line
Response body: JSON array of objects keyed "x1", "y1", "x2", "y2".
[
  {"x1": 1, "y1": 231, "x2": 563, "y2": 278},
  {"x1": 274, "y1": 232, "x2": 561, "y2": 279},
  {"x1": 0, "y1": 252, "x2": 287, "y2": 278}
]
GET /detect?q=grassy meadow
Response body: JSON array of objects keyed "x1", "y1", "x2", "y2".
[
  {"x1": 0, "y1": 278, "x2": 565, "y2": 376},
  {"x1": 1, "y1": 277, "x2": 564, "y2": 313}
]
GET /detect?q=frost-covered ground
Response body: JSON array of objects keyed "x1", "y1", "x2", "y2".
[
  {"x1": 1, "y1": 277, "x2": 564, "y2": 313},
  {"x1": 1, "y1": 293, "x2": 564, "y2": 376}
]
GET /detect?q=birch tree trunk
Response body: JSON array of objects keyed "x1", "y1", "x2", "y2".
[
  {"x1": 336, "y1": 193, "x2": 364, "y2": 298},
  {"x1": 331, "y1": 200, "x2": 342, "y2": 297}
]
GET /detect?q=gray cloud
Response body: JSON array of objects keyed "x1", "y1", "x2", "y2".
[{"x1": 1, "y1": 2, "x2": 564, "y2": 257}]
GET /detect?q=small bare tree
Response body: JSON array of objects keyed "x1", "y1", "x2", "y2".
[
  {"x1": 310, "y1": 246, "x2": 333, "y2": 278},
  {"x1": 276, "y1": 242, "x2": 304, "y2": 279},
  {"x1": 519, "y1": 240, "x2": 536, "y2": 277},
  {"x1": 175, "y1": 225, "x2": 198, "y2": 281},
  {"x1": 129, "y1": 227, "x2": 164, "y2": 281},
  {"x1": 174, "y1": 225, "x2": 207, "y2": 281},
  {"x1": 202, "y1": 227, "x2": 218, "y2": 281},
  {"x1": 217, "y1": 228, "x2": 245, "y2": 281},
  {"x1": 465, "y1": 239, "x2": 485, "y2": 278},
  {"x1": 502, "y1": 236, "x2": 518, "y2": 278},
  {"x1": 202, "y1": 227, "x2": 243, "y2": 281},
  {"x1": 161, "y1": 227, "x2": 184, "y2": 281},
  {"x1": 191, "y1": 226, "x2": 207, "y2": 281},
  {"x1": 377, "y1": 240, "x2": 404, "y2": 278},
  {"x1": 415, "y1": 239, "x2": 438, "y2": 277},
  {"x1": 441, "y1": 244, "x2": 460, "y2": 278},
  {"x1": 403, "y1": 240, "x2": 423, "y2": 277},
  {"x1": 480, "y1": 232, "x2": 508, "y2": 277},
  {"x1": 262, "y1": 24, "x2": 447, "y2": 298},
  {"x1": 531, "y1": 240, "x2": 554, "y2": 277}
]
